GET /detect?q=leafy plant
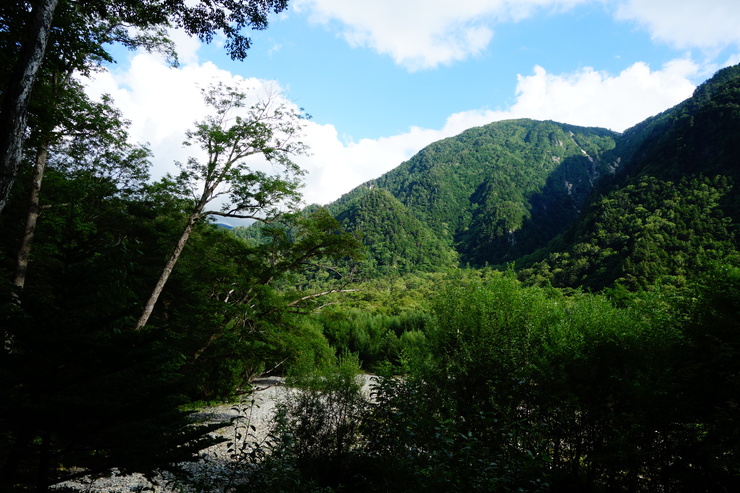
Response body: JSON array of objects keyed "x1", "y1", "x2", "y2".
[{"x1": 245, "y1": 353, "x2": 368, "y2": 491}]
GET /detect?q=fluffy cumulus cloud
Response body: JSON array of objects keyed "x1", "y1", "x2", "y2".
[
  {"x1": 505, "y1": 59, "x2": 698, "y2": 130},
  {"x1": 82, "y1": 51, "x2": 400, "y2": 208},
  {"x1": 293, "y1": 0, "x2": 587, "y2": 71},
  {"x1": 615, "y1": 0, "x2": 740, "y2": 52},
  {"x1": 85, "y1": 53, "x2": 444, "y2": 207},
  {"x1": 84, "y1": 54, "x2": 271, "y2": 181},
  {"x1": 389, "y1": 59, "x2": 697, "y2": 158},
  {"x1": 294, "y1": 0, "x2": 740, "y2": 71},
  {"x1": 295, "y1": 124, "x2": 434, "y2": 204},
  {"x1": 397, "y1": 58, "x2": 698, "y2": 139}
]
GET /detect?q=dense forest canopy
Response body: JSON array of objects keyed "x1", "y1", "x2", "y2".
[{"x1": 1, "y1": 1, "x2": 740, "y2": 488}]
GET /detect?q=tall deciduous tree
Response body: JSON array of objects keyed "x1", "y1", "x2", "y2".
[
  {"x1": 0, "y1": 0, "x2": 291, "y2": 216},
  {"x1": 6, "y1": 0, "x2": 179, "y2": 302},
  {"x1": 13, "y1": 80, "x2": 151, "y2": 300},
  {"x1": 135, "y1": 82, "x2": 308, "y2": 331}
]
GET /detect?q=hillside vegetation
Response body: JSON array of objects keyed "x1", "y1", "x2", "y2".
[
  {"x1": 521, "y1": 63, "x2": 740, "y2": 290},
  {"x1": 222, "y1": 66, "x2": 740, "y2": 490},
  {"x1": 329, "y1": 119, "x2": 620, "y2": 271}
]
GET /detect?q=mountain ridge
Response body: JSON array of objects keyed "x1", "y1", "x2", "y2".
[
  {"x1": 315, "y1": 64, "x2": 740, "y2": 287},
  {"x1": 328, "y1": 118, "x2": 621, "y2": 272}
]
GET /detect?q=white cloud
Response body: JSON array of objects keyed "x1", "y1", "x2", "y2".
[
  {"x1": 167, "y1": 28, "x2": 203, "y2": 66},
  {"x1": 84, "y1": 54, "x2": 268, "y2": 181},
  {"x1": 726, "y1": 52, "x2": 740, "y2": 67},
  {"x1": 504, "y1": 59, "x2": 699, "y2": 130},
  {"x1": 292, "y1": 1, "x2": 740, "y2": 71},
  {"x1": 83, "y1": 54, "x2": 317, "y2": 224},
  {"x1": 296, "y1": 123, "x2": 446, "y2": 205},
  {"x1": 615, "y1": 0, "x2": 740, "y2": 52},
  {"x1": 293, "y1": 0, "x2": 587, "y2": 71},
  {"x1": 83, "y1": 51, "x2": 453, "y2": 208},
  {"x1": 444, "y1": 61, "x2": 698, "y2": 134}
]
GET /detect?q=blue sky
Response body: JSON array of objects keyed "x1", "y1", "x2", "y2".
[
  {"x1": 222, "y1": 3, "x2": 677, "y2": 139},
  {"x1": 85, "y1": 0, "x2": 740, "y2": 213}
]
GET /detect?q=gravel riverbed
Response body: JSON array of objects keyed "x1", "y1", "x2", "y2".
[
  {"x1": 54, "y1": 375, "x2": 377, "y2": 492},
  {"x1": 54, "y1": 377, "x2": 286, "y2": 493}
]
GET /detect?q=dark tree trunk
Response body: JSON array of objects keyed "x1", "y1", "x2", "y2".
[
  {"x1": 13, "y1": 141, "x2": 48, "y2": 300},
  {"x1": 0, "y1": 0, "x2": 59, "y2": 216},
  {"x1": 35, "y1": 431, "x2": 51, "y2": 492}
]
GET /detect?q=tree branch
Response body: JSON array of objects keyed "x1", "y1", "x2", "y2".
[
  {"x1": 287, "y1": 289, "x2": 359, "y2": 308},
  {"x1": 203, "y1": 210, "x2": 266, "y2": 220}
]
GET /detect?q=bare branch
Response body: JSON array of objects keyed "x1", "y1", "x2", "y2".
[
  {"x1": 203, "y1": 210, "x2": 267, "y2": 220},
  {"x1": 287, "y1": 289, "x2": 360, "y2": 308}
]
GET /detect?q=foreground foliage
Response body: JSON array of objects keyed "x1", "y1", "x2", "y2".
[{"x1": 241, "y1": 269, "x2": 739, "y2": 492}]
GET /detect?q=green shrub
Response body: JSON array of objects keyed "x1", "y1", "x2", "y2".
[{"x1": 245, "y1": 353, "x2": 368, "y2": 491}]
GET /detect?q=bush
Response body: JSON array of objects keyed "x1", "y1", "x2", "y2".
[{"x1": 245, "y1": 353, "x2": 369, "y2": 491}]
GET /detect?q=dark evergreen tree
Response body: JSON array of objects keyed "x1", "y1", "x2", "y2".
[{"x1": 0, "y1": 169, "x2": 221, "y2": 490}]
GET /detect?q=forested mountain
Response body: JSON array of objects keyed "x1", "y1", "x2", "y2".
[
  {"x1": 333, "y1": 188, "x2": 458, "y2": 274},
  {"x1": 326, "y1": 64, "x2": 740, "y2": 289},
  {"x1": 329, "y1": 119, "x2": 620, "y2": 270},
  {"x1": 521, "y1": 63, "x2": 740, "y2": 289}
]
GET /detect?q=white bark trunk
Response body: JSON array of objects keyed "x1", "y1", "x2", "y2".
[
  {"x1": 0, "y1": 0, "x2": 59, "y2": 215},
  {"x1": 134, "y1": 213, "x2": 200, "y2": 331}
]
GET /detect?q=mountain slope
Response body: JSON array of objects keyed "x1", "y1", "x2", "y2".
[
  {"x1": 334, "y1": 188, "x2": 458, "y2": 275},
  {"x1": 520, "y1": 64, "x2": 740, "y2": 289},
  {"x1": 331, "y1": 119, "x2": 620, "y2": 268}
]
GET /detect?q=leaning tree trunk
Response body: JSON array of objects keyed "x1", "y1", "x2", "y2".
[
  {"x1": 13, "y1": 141, "x2": 48, "y2": 302},
  {"x1": 0, "y1": 0, "x2": 59, "y2": 216},
  {"x1": 134, "y1": 212, "x2": 201, "y2": 331}
]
